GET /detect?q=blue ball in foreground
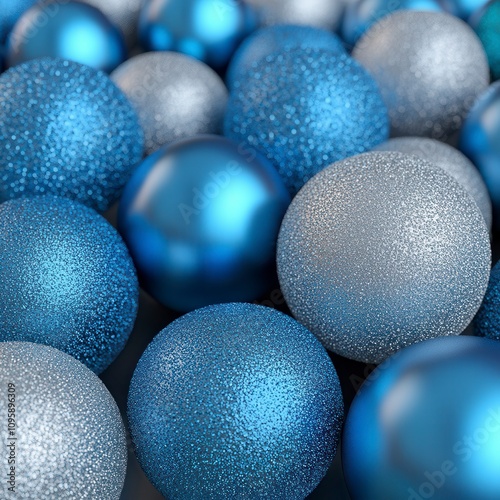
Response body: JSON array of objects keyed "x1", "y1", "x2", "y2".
[
  {"x1": 224, "y1": 48, "x2": 389, "y2": 195},
  {"x1": 119, "y1": 135, "x2": 290, "y2": 312},
  {"x1": 0, "y1": 0, "x2": 36, "y2": 43},
  {"x1": 128, "y1": 303, "x2": 344, "y2": 500},
  {"x1": 475, "y1": 260, "x2": 500, "y2": 340},
  {"x1": 343, "y1": 336, "x2": 500, "y2": 500},
  {"x1": 0, "y1": 197, "x2": 139, "y2": 374}
]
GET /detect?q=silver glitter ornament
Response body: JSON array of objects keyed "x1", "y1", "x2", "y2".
[
  {"x1": 353, "y1": 11, "x2": 490, "y2": 140},
  {"x1": 111, "y1": 52, "x2": 228, "y2": 156},
  {"x1": 277, "y1": 152, "x2": 491, "y2": 364},
  {"x1": 0, "y1": 342, "x2": 127, "y2": 499}
]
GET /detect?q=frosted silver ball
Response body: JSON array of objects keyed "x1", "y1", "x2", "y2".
[
  {"x1": 277, "y1": 152, "x2": 491, "y2": 364},
  {"x1": 111, "y1": 52, "x2": 228, "y2": 155},
  {"x1": 353, "y1": 11, "x2": 490, "y2": 140},
  {"x1": 0, "y1": 342, "x2": 127, "y2": 499},
  {"x1": 374, "y1": 137, "x2": 492, "y2": 230}
]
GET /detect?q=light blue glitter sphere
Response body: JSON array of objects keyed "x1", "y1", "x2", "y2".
[
  {"x1": 224, "y1": 48, "x2": 389, "y2": 195},
  {"x1": 475, "y1": 260, "x2": 500, "y2": 340},
  {"x1": 128, "y1": 303, "x2": 344, "y2": 499},
  {"x1": 0, "y1": 197, "x2": 139, "y2": 374},
  {"x1": 0, "y1": 57, "x2": 143, "y2": 212},
  {"x1": 0, "y1": 0, "x2": 36, "y2": 43}
]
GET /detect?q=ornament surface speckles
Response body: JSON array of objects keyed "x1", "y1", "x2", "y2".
[{"x1": 475, "y1": 260, "x2": 500, "y2": 341}]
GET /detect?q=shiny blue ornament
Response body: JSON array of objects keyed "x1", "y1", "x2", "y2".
[
  {"x1": 475, "y1": 260, "x2": 500, "y2": 340},
  {"x1": 0, "y1": 0, "x2": 36, "y2": 43},
  {"x1": 118, "y1": 135, "x2": 290, "y2": 312},
  {"x1": 0, "y1": 197, "x2": 139, "y2": 375},
  {"x1": 7, "y1": 1, "x2": 127, "y2": 73},
  {"x1": 128, "y1": 303, "x2": 344, "y2": 500},
  {"x1": 0, "y1": 57, "x2": 143, "y2": 212},
  {"x1": 441, "y1": 0, "x2": 489, "y2": 18},
  {"x1": 224, "y1": 48, "x2": 389, "y2": 195},
  {"x1": 139, "y1": 0, "x2": 257, "y2": 70},
  {"x1": 343, "y1": 335, "x2": 500, "y2": 500}
]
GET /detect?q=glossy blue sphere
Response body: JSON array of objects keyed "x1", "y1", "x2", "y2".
[
  {"x1": 475, "y1": 260, "x2": 500, "y2": 340},
  {"x1": 128, "y1": 303, "x2": 344, "y2": 499},
  {"x1": 7, "y1": 1, "x2": 127, "y2": 73},
  {"x1": 441, "y1": 0, "x2": 489, "y2": 18},
  {"x1": 344, "y1": 336, "x2": 500, "y2": 500},
  {"x1": 139, "y1": 0, "x2": 257, "y2": 70},
  {"x1": 0, "y1": 0, "x2": 36, "y2": 43},
  {"x1": 118, "y1": 135, "x2": 290, "y2": 312},
  {"x1": 0, "y1": 197, "x2": 138, "y2": 374}
]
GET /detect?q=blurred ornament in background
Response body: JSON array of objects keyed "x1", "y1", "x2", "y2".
[
  {"x1": 475, "y1": 260, "x2": 500, "y2": 340},
  {"x1": 224, "y1": 48, "x2": 389, "y2": 195},
  {"x1": 139, "y1": 0, "x2": 257, "y2": 70},
  {"x1": 277, "y1": 152, "x2": 491, "y2": 364},
  {"x1": 0, "y1": 342, "x2": 127, "y2": 499},
  {"x1": 0, "y1": 58, "x2": 143, "y2": 212},
  {"x1": 353, "y1": 11, "x2": 490, "y2": 140},
  {"x1": 440, "y1": 0, "x2": 489, "y2": 19},
  {"x1": 118, "y1": 135, "x2": 290, "y2": 313},
  {"x1": 343, "y1": 336, "x2": 500, "y2": 500},
  {"x1": 375, "y1": 137, "x2": 492, "y2": 229},
  {"x1": 112, "y1": 51, "x2": 227, "y2": 156},
  {"x1": 0, "y1": 0, "x2": 36, "y2": 43},
  {"x1": 128, "y1": 303, "x2": 344, "y2": 499}
]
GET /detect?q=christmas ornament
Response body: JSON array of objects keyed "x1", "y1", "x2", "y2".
[
  {"x1": 375, "y1": 137, "x2": 492, "y2": 229},
  {"x1": 128, "y1": 303, "x2": 344, "y2": 500},
  {"x1": 0, "y1": 0, "x2": 36, "y2": 43},
  {"x1": 441, "y1": 0, "x2": 489, "y2": 19},
  {"x1": 7, "y1": 1, "x2": 126, "y2": 73},
  {"x1": 112, "y1": 52, "x2": 228, "y2": 156},
  {"x1": 475, "y1": 260, "x2": 500, "y2": 340},
  {"x1": 0, "y1": 57, "x2": 143, "y2": 212},
  {"x1": 277, "y1": 152, "x2": 491, "y2": 364},
  {"x1": 353, "y1": 11, "x2": 490, "y2": 140},
  {"x1": 343, "y1": 335, "x2": 500, "y2": 500},
  {"x1": 224, "y1": 48, "x2": 389, "y2": 195},
  {"x1": 0, "y1": 342, "x2": 127, "y2": 499},
  {"x1": 118, "y1": 135, "x2": 290, "y2": 312}
]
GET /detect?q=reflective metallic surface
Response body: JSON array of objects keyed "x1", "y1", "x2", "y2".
[
  {"x1": 475, "y1": 260, "x2": 500, "y2": 340},
  {"x1": 0, "y1": 0, "x2": 36, "y2": 43}
]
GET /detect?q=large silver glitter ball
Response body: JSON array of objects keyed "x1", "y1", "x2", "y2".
[
  {"x1": 353, "y1": 11, "x2": 490, "y2": 140},
  {"x1": 0, "y1": 342, "x2": 127, "y2": 499},
  {"x1": 277, "y1": 152, "x2": 491, "y2": 364},
  {"x1": 111, "y1": 52, "x2": 228, "y2": 155},
  {"x1": 374, "y1": 137, "x2": 492, "y2": 229}
]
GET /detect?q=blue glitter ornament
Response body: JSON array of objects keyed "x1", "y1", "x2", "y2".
[
  {"x1": 441, "y1": 0, "x2": 489, "y2": 18},
  {"x1": 224, "y1": 48, "x2": 389, "y2": 195},
  {"x1": 0, "y1": 57, "x2": 143, "y2": 212},
  {"x1": 0, "y1": 197, "x2": 138, "y2": 374},
  {"x1": 0, "y1": 0, "x2": 36, "y2": 43},
  {"x1": 128, "y1": 303, "x2": 344, "y2": 500},
  {"x1": 343, "y1": 335, "x2": 500, "y2": 500},
  {"x1": 139, "y1": 0, "x2": 257, "y2": 70},
  {"x1": 475, "y1": 260, "x2": 500, "y2": 340},
  {"x1": 119, "y1": 135, "x2": 290, "y2": 312},
  {"x1": 7, "y1": 1, "x2": 127, "y2": 73}
]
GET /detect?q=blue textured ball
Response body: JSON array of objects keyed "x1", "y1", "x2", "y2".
[
  {"x1": 7, "y1": 1, "x2": 126, "y2": 73},
  {"x1": 0, "y1": 57, "x2": 143, "y2": 212},
  {"x1": 475, "y1": 260, "x2": 500, "y2": 340},
  {"x1": 119, "y1": 135, "x2": 290, "y2": 312},
  {"x1": 128, "y1": 303, "x2": 344, "y2": 500},
  {"x1": 0, "y1": 197, "x2": 139, "y2": 374},
  {"x1": 224, "y1": 48, "x2": 389, "y2": 195},
  {"x1": 343, "y1": 335, "x2": 500, "y2": 500},
  {"x1": 0, "y1": 0, "x2": 36, "y2": 43}
]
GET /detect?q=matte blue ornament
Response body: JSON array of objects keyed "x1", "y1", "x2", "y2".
[
  {"x1": 128, "y1": 303, "x2": 344, "y2": 500},
  {"x1": 475, "y1": 260, "x2": 500, "y2": 340},
  {"x1": 139, "y1": 0, "x2": 257, "y2": 70},
  {"x1": 0, "y1": 57, "x2": 143, "y2": 212},
  {"x1": 0, "y1": 0, "x2": 36, "y2": 43},
  {"x1": 343, "y1": 335, "x2": 500, "y2": 500},
  {"x1": 7, "y1": 1, "x2": 127, "y2": 73},
  {"x1": 224, "y1": 48, "x2": 389, "y2": 195},
  {"x1": 0, "y1": 197, "x2": 139, "y2": 374},
  {"x1": 441, "y1": 0, "x2": 489, "y2": 18},
  {"x1": 118, "y1": 135, "x2": 290, "y2": 312}
]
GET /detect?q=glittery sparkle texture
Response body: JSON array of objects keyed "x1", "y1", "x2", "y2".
[
  {"x1": 277, "y1": 152, "x2": 491, "y2": 364},
  {"x1": 0, "y1": 58, "x2": 144, "y2": 212},
  {"x1": 128, "y1": 303, "x2": 344, "y2": 499},
  {"x1": 475, "y1": 261, "x2": 500, "y2": 340},
  {"x1": 0, "y1": 342, "x2": 127, "y2": 499},
  {"x1": 224, "y1": 48, "x2": 389, "y2": 195},
  {"x1": 0, "y1": 197, "x2": 139, "y2": 374}
]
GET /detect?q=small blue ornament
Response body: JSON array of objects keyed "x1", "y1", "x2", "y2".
[
  {"x1": 224, "y1": 48, "x2": 389, "y2": 195},
  {"x1": 441, "y1": 0, "x2": 489, "y2": 18},
  {"x1": 119, "y1": 135, "x2": 290, "y2": 312},
  {"x1": 344, "y1": 335, "x2": 500, "y2": 500},
  {"x1": 7, "y1": 1, "x2": 127, "y2": 73},
  {"x1": 139, "y1": 0, "x2": 257, "y2": 70},
  {"x1": 0, "y1": 197, "x2": 139, "y2": 374},
  {"x1": 0, "y1": 57, "x2": 143, "y2": 212},
  {"x1": 0, "y1": 0, "x2": 36, "y2": 43},
  {"x1": 475, "y1": 260, "x2": 500, "y2": 340},
  {"x1": 128, "y1": 303, "x2": 344, "y2": 500}
]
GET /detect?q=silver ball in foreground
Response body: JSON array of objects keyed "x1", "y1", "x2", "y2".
[
  {"x1": 112, "y1": 52, "x2": 228, "y2": 155},
  {"x1": 0, "y1": 342, "x2": 127, "y2": 499},
  {"x1": 353, "y1": 11, "x2": 489, "y2": 140},
  {"x1": 277, "y1": 152, "x2": 491, "y2": 364}
]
